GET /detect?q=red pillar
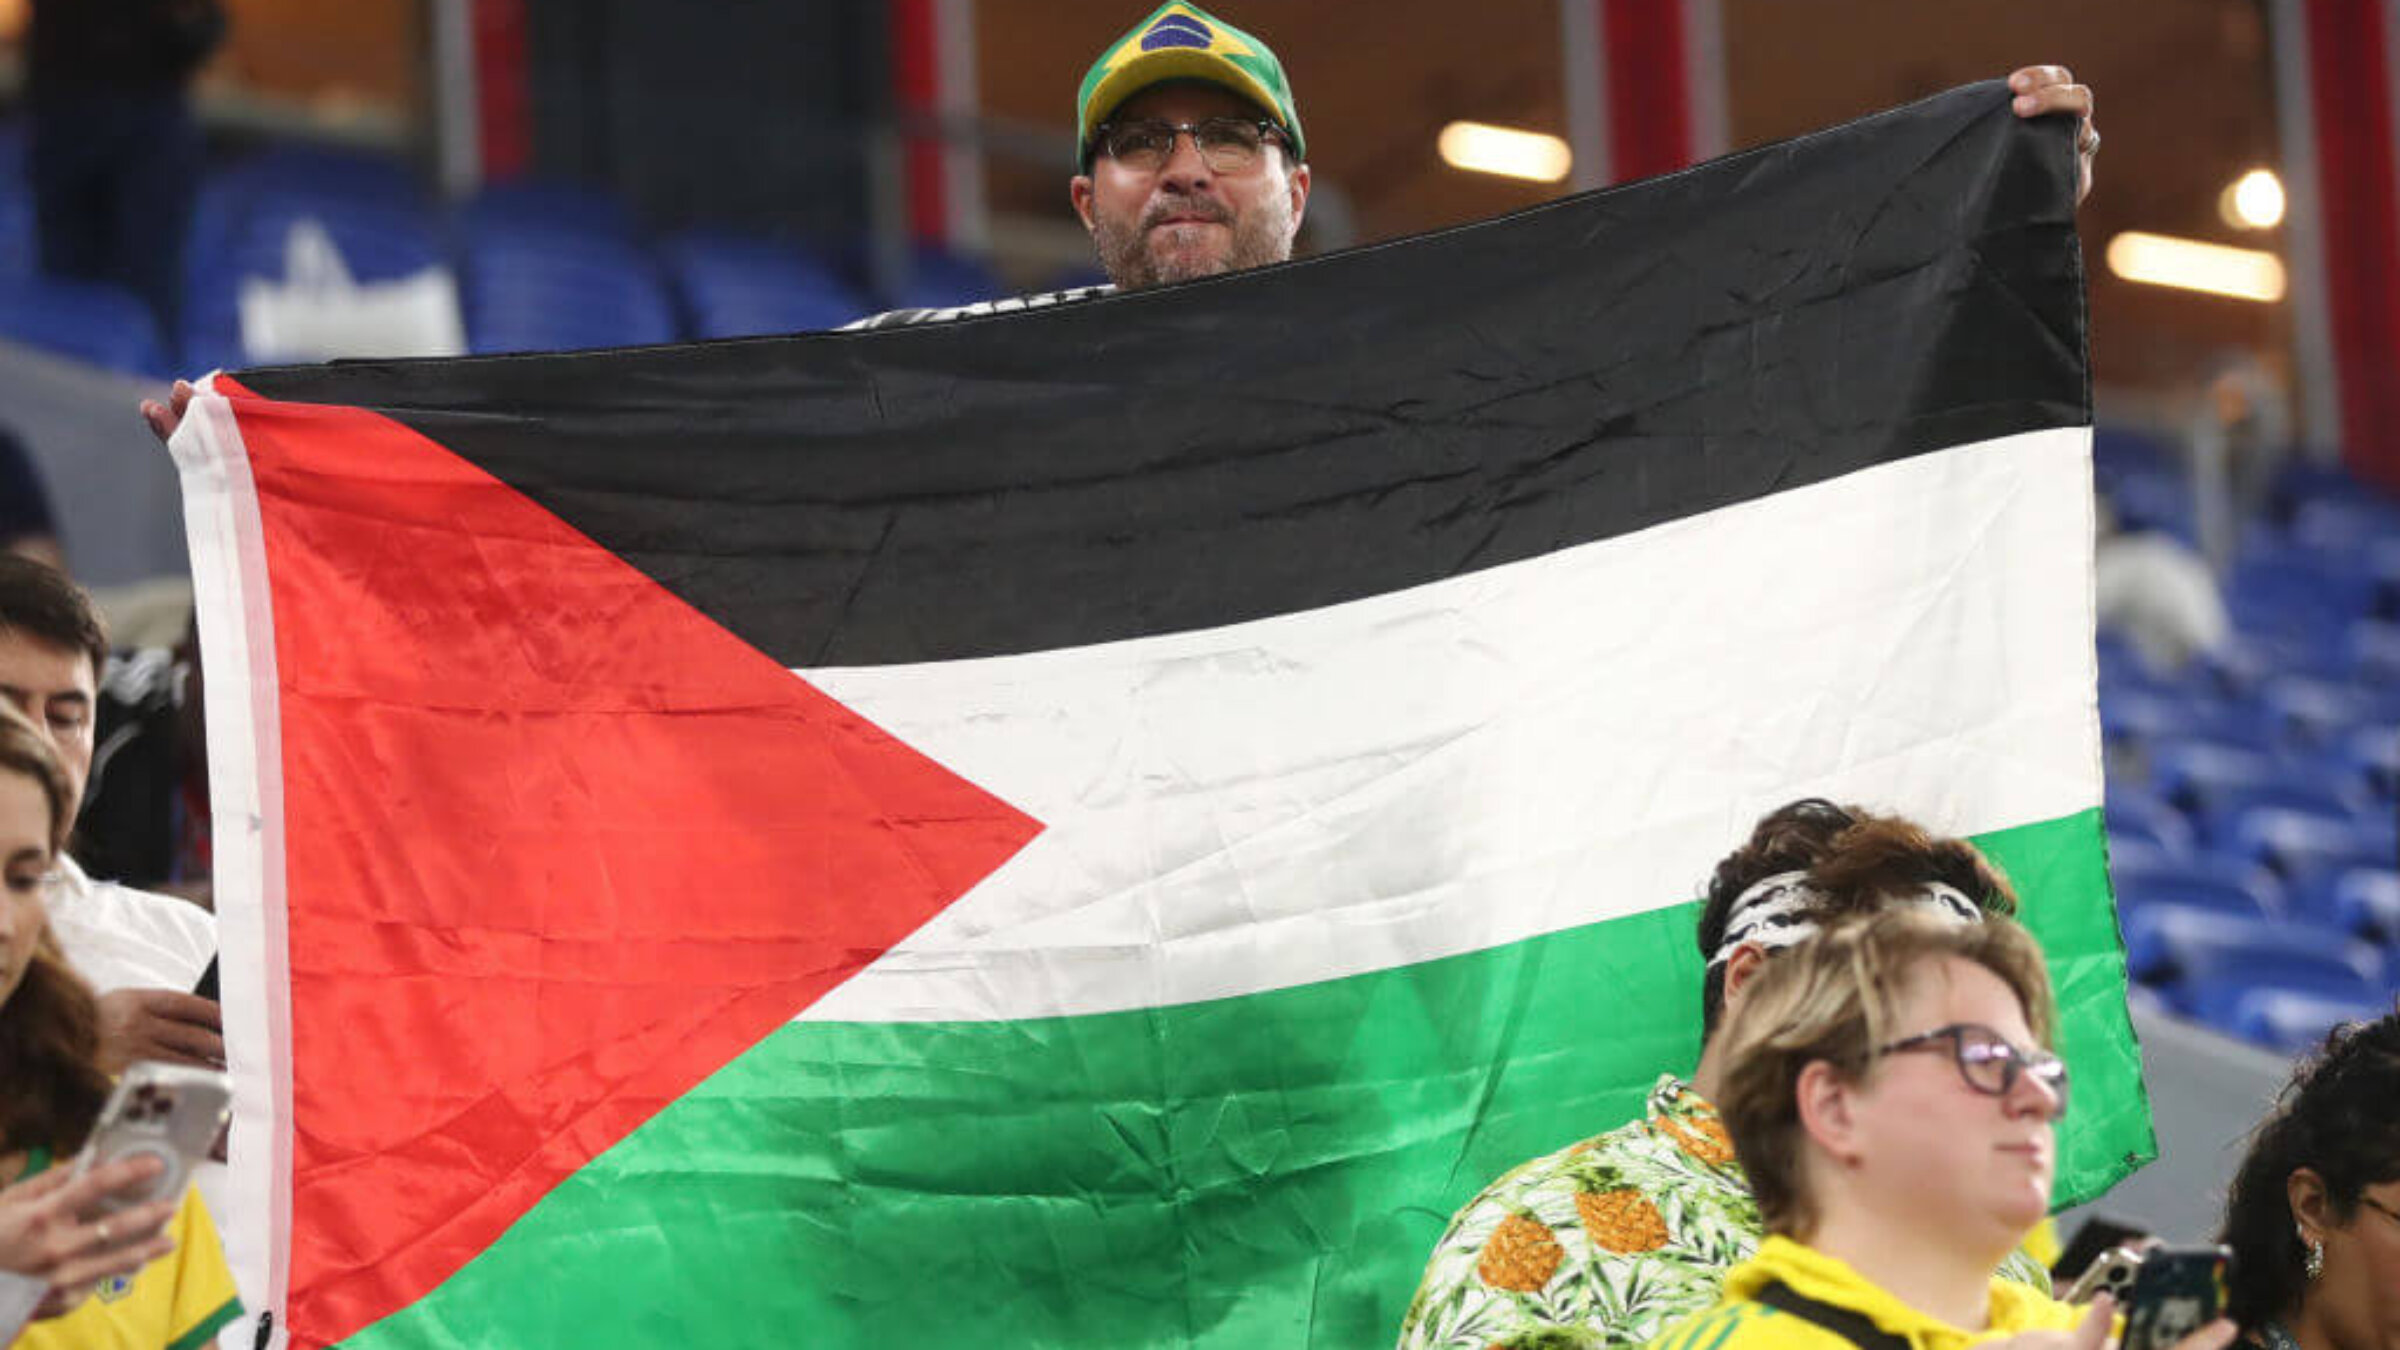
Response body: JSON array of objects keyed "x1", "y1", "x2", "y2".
[
  {"x1": 1600, "y1": 0, "x2": 1695, "y2": 182},
  {"x1": 471, "y1": 0, "x2": 532, "y2": 182},
  {"x1": 890, "y1": 0, "x2": 948, "y2": 245},
  {"x1": 2300, "y1": 0, "x2": 2400, "y2": 491}
]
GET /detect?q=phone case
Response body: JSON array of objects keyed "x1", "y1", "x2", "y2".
[{"x1": 74, "y1": 1061, "x2": 232, "y2": 1215}]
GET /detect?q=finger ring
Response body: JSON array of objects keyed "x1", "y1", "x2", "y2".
[
  {"x1": 94, "y1": 1220, "x2": 111, "y2": 1245},
  {"x1": 2080, "y1": 128, "x2": 2101, "y2": 156}
]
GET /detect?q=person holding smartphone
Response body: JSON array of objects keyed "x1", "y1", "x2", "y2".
[
  {"x1": 1646, "y1": 903, "x2": 2236, "y2": 1350},
  {"x1": 2218, "y1": 1010, "x2": 2400, "y2": 1350},
  {"x1": 0, "y1": 705, "x2": 239, "y2": 1347}
]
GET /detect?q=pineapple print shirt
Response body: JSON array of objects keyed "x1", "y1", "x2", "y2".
[{"x1": 1394, "y1": 1076, "x2": 2052, "y2": 1350}]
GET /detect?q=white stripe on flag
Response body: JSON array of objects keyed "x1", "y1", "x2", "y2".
[
  {"x1": 797, "y1": 426, "x2": 2100, "y2": 1025},
  {"x1": 169, "y1": 381, "x2": 294, "y2": 1349}
]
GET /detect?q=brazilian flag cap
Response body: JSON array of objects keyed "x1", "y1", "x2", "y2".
[{"x1": 1076, "y1": 3, "x2": 1304, "y2": 169}]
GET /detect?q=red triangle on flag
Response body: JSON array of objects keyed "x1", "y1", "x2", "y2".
[{"x1": 217, "y1": 381, "x2": 1045, "y2": 1348}]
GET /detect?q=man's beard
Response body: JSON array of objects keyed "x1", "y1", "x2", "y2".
[{"x1": 1092, "y1": 188, "x2": 1295, "y2": 290}]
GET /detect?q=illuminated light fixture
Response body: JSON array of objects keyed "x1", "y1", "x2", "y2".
[
  {"x1": 2218, "y1": 168, "x2": 2287, "y2": 230},
  {"x1": 2106, "y1": 231, "x2": 2286, "y2": 302},
  {"x1": 1437, "y1": 121, "x2": 1573, "y2": 183}
]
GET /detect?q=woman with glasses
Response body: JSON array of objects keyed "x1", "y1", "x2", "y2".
[
  {"x1": 2219, "y1": 1009, "x2": 2400, "y2": 1350},
  {"x1": 1648, "y1": 905, "x2": 2235, "y2": 1350}
]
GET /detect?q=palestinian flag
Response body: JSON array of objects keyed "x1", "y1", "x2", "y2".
[{"x1": 172, "y1": 82, "x2": 2146, "y2": 1350}]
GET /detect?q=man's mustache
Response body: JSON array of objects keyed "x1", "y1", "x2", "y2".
[{"x1": 1143, "y1": 197, "x2": 1233, "y2": 230}]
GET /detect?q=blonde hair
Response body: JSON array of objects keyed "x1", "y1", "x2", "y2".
[{"x1": 1714, "y1": 907, "x2": 2057, "y2": 1239}]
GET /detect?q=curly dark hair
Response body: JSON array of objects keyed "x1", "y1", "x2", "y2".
[
  {"x1": 2217, "y1": 1008, "x2": 2400, "y2": 1329},
  {"x1": 1694, "y1": 801, "x2": 2019, "y2": 1038}
]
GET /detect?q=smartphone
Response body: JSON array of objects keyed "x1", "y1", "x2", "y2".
[
  {"x1": 71, "y1": 1061, "x2": 232, "y2": 1215},
  {"x1": 2119, "y1": 1244, "x2": 2230, "y2": 1350},
  {"x1": 2064, "y1": 1245, "x2": 2145, "y2": 1303}
]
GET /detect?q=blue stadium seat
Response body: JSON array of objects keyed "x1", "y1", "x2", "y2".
[
  {"x1": 2287, "y1": 493, "x2": 2400, "y2": 555},
  {"x1": 2120, "y1": 903, "x2": 2383, "y2": 1011},
  {"x1": 2228, "y1": 562, "x2": 2378, "y2": 666},
  {"x1": 2148, "y1": 741, "x2": 2297, "y2": 822},
  {"x1": 182, "y1": 194, "x2": 451, "y2": 371},
  {"x1": 2103, "y1": 785, "x2": 2196, "y2": 853},
  {"x1": 2099, "y1": 690, "x2": 2277, "y2": 755},
  {"x1": 2229, "y1": 807, "x2": 2397, "y2": 886},
  {"x1": 2222, "y1": 986, "x2": 2390, "y2": 1054},
  {"x1": 0, "y1": 190, "x2": 32, "y2": 279},
  {"x1": 2197, "y1": 780, "x2": 2373, "y2": 848},
  {"x1": 460, "y1": 223, "x2": 679, "y2": 354},
  {"x1": 2260, "y1": 673, "x2": 2400, "y2": 749},
  {"x1": 212, "y1": 144, "x2": 424, "y2": 211},
  {"x1": 2111, "y1": 851, "x2": 2281, "y2": 920},
  {"x1": 2092, "y1": 427, "x2": 2177, "y2": 485},
  {"x1": 2304, "y1": 867, "x2": 2399, "y2": 944},
  {"x1": 659, "y1": 230, "x2": 865, "y2": 338},
  {"x1": 459, "y1": 178, "x2": 637, "y2": 244},
  {"x1": 0, "y1": 276, "x2": 167, "y2": 375},
  {"x1": 2201, "y1": 631, "x2": 2330, "y2": 699},
  {"x1": 2353, "y1": 621, "x2": 2400, "y2": 681},
  {"x1": 2105, "y1": 468, "x2": 2198, "y2": 544},
  {"x1": 2342, "y1": 725, "x2": 2400, "y2": 801},
  {"x1": 893, "y1": 245, "x2": 1006, "y2": 311}
]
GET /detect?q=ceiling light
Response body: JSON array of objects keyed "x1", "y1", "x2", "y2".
[
  {"x1": 1437, "y1": 122, "x2": 1572, "y2": 183},
  {"x1": 2218, "y1": 169, "x2": 2286, "y2": 230},
  {"x1": 2105, "y1": 231, "x2": 2286, "y2": 302}
]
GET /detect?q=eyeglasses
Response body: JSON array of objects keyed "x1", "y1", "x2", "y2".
[
  {"x1": 2361, "y1": 1194, "x2": 2400, "y2": 1229},
  {"x1": 1874, "y1": 1022, "x2": 2070, "y2": 1120},
  {"x1": 1091, "y1": 118, "x2": 1288, "y2": 174}
]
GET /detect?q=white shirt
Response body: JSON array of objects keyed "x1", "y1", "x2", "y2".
[{"x1": 42, "y1": 855, "x2": 215, "y2": 994}]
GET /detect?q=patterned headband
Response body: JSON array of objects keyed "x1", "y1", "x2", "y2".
[{"x1": 1707, "y1": 870, "x2": 1983, "y2": 968}]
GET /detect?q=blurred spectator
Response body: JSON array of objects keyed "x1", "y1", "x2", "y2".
[
  {"x1": 2218, "y1": 1008, "x2": 2400, "y2": 1350},
  {"x1": 79, "y1": 618, "x2": 210, "y2": 903},
  {"x1": 2185, "y1": 358, "x2": 2292, "y2": 574},
  {"x1": 26, "y1": 0, "x2": 226, "y2": 338},
  {"x1": 0, "y1": 428, "x2": 65, "y2": 573},
  {"x1": 2095, "y1": 491, "x2": 2230, "y2": 675}
]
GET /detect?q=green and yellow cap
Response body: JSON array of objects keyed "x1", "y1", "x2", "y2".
[{"x1": 1075, "y1": 3, "x2": 1304, "y2": 169}]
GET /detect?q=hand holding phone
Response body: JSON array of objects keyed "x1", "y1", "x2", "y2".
[
  {"x1": 71, "y1": 1062, "x2": 231, "y2": 1216},
  {"x1": 0, "y1": 1155, "x2": 179, "y2": 1334}
]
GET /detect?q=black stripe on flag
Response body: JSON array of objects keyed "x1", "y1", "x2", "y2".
[{"x1": 235, "y1": 81, "x2": 2085, "y2": 669}]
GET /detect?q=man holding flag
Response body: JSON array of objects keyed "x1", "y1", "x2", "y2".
[{"x1": 143, "y1": 9, "x2": 2144, "y2": 1350}]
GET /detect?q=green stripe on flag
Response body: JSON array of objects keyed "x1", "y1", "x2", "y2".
[{"x1": 349, "y1": 808, "x2": 2141, "y2": 1349}]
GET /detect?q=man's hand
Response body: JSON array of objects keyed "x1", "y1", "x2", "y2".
[
  {"x1": 2008, "y1": 65, "x2": 2098, "y2": 204},
  {"x1": 139, "y1": 379, "x2": 197, "y2": 443},
  {"x1": 94, "y1": 988, "x2": 225, "y2": 1073},
  {"x1": 0, "y1": 1156, "x2": 179, "y2": 1319}
]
